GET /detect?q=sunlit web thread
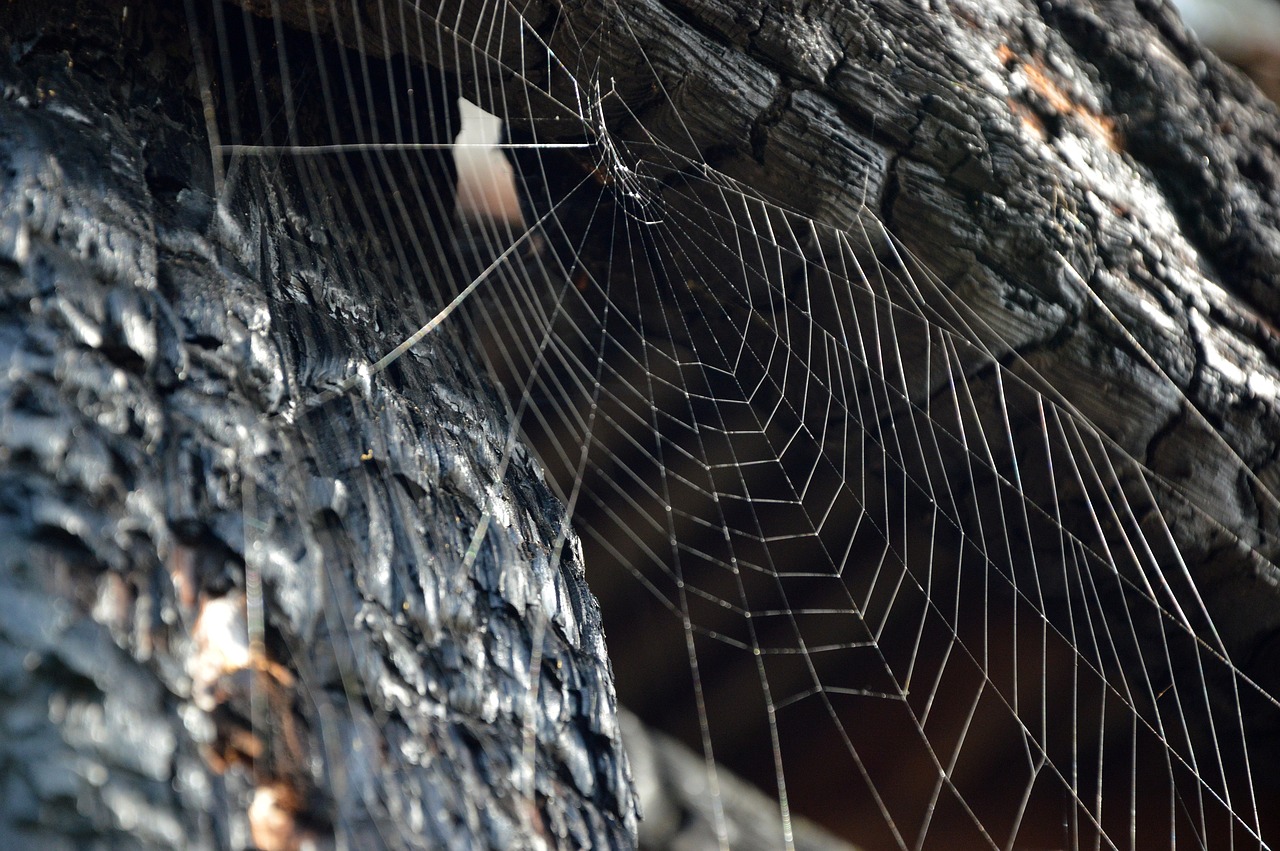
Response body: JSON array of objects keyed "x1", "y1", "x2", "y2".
[
  {"x1": 573, "y1": 157, "x2": 1280, "y2": 844},
  {"x1": 506, "y1": 66, "x2": 1269, "y2": 844},
  {"x1": 486, "y1": 46, "x2": 1269, "y2": 849},
  {"x1": 191, "y1": 0, "x2": 1280, "y2": 848},
  {"x1": 476, "y1": 101, "x2": 1274, "y2": 849}
]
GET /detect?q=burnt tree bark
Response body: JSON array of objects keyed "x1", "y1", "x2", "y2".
[
  {"x1": 2, "y1": 0, "x2": 1279, "y2": 848},
  {"x1": 0, "y1": 3, "x2": 641, "y2": 849}
]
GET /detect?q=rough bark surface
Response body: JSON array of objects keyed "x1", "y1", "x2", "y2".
[{"x1": 0, "y1": 2, "x2": 637, "y2": 848}]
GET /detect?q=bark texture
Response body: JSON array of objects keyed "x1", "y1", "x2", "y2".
[{"x1": 0, "y1": 2, "x2": 637, "y2": 848}]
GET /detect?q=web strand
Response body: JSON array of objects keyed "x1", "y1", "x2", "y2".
[{"x1": 191, "y1": 0, "x2": 1280, "y2": 848}]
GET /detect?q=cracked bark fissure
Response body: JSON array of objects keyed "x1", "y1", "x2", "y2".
[{"x1": 3, "y1": 0, "x2": 1280, "y2": 848}]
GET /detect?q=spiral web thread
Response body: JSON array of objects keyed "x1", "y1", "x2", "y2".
[{"x1": 193, "y1": 0, "x2": 1280, "y2": 847}]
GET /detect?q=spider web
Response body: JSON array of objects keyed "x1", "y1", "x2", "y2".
[{"x1": 190, "y1": 0, "x2": 1280, "y2": 848}]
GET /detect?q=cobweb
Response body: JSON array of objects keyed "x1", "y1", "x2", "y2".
[{"x1": 189, "y1": 0, "x2": 1280, "y2": 848}]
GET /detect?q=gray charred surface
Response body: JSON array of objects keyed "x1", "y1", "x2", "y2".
[{"x1": 0, "y1": 2, "x2": 635, "y2": 848}]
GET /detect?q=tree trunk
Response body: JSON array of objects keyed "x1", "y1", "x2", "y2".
[
  {"x1": 0, "y1": 2, "x2": 640, "y2": 848},
  {"x1": 2, "y1": 0, "x2": 1279, "y2": 848}
]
